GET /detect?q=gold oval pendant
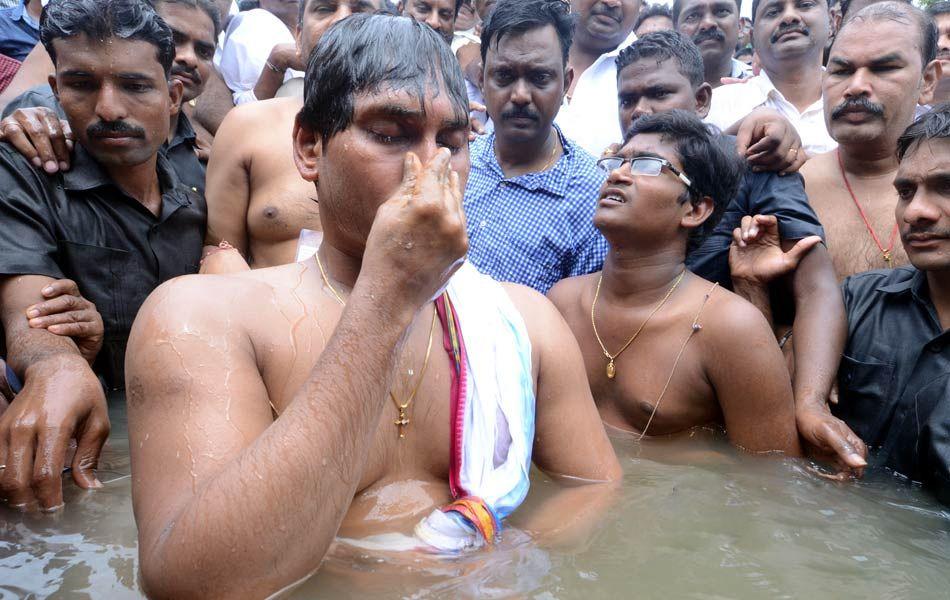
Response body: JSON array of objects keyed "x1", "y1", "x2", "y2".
[{"x1": 606, "y1": 360, "x2": 616, "y2": 379}]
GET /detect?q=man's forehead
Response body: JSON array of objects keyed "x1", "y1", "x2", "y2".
[
  {"x1": 159, "y1": 3, "x2": 216, "y2": 44},
  {"x1": 487, "y1": 26, "x2": 563, "y2": 65},
  {"x1": 620, "y1": 58, "x2": 690, "y2": 87},
  {"x1": 354, "y1": 85, "x2": 467, "y2": 125},
  {"x1": 620, "y1": 133, "x2": 682, "y2": 165},
  {"x1": 53, "y1": 35, "x2": 165, "y2": 75},
  {"x1": 898, "y1": 139, "x2": 950, "y2": 178},
  {"x1": 832, "y1": 20, "x2": 918, "y2": 64},
  {"x1": 681, "y1": 0, "x2": 735, "y2": 13}
]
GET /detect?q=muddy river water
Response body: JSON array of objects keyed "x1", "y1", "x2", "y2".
[{"x1": 2, "y1": 397, "x2": 948, "y2": 599}]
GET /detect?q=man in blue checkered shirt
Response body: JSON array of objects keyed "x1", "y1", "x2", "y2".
[{"x1": 463, "y1": 0, "x2": 607, "y2": 293}]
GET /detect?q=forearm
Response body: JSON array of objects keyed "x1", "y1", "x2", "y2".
[
  {"x1": 790, "y1": 254, "x2": 846, "y2": 413},
  {"x1": 513, "y1": 478, "x2": 619, "y2": 548},
  {"x1": 4, "y1": 319, "x2": 86, "y2": 380},
  {"x1": 140, "y1": 289, "x2": 415, "y2": 599},
  {"x1": 251, "y1": 63, "x2": 285, "y2": 102}
]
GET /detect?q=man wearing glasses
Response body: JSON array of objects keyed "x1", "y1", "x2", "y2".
[{"x1": 548, "y1": 110, "x2": 803, "y2": 455}]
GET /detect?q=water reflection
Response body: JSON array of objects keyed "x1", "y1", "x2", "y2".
[{"x1": 2, "y1": 400, "x2": 949, "y2": 598}]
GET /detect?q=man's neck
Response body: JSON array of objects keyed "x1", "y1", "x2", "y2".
[
  {"x1": 25, "y1": 0, "x2": 41, "y2": 21},
  {"x1": 764, "y1": 55, "x2": 823, "y2": 113},
  {"x1": 706, "y1": 53, "x2": 734, "y2": 89},
  {"x1": 927, "y1": 269, "x2": 950, "y2": 331},
  {"x1": 316, "y1": 239, "x2": 363, "y2": 293},
  {"x1": 494, "y1": 127, "x2": 561, "y2": 178},
  {"x1": 600, "y1": 245, "x2": 687, "y2": 306},
  {"x1": 104, "y1": 156, "x2": 163, "y2": 217},
  {"x1": 838, "y1": 141, "x2": 900, "y2": 178}
]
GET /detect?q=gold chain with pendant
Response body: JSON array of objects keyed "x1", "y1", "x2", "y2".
[{"x1": 590, "y1": 270, "x2": 686, "y2": 380}]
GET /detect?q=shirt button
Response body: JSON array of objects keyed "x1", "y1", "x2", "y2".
[
  {"x1": 480, "y1": 220, "x2": 487, "y2": 229},
  {"x1": 928, "y1": 342, "x2": 943, "y2": 353}
]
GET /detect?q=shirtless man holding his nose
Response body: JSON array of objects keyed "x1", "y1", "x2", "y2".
[{"x1": 127, "y1": 15, "x2": 619, "y2": 598}]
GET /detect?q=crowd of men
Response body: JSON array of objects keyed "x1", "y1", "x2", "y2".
[{"x1": 0, "y1": 0, "x2": 948, "y2": 596}]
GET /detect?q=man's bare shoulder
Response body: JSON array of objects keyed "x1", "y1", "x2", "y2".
[
  {"x1": 692, "y1": 278, "x2": 777, "y2": 353},
  {"x1": 500, "y1": 281, "x2": 579, "y2": 348},
  {"x1": 800, "y1": 150, "x2": 838, "y2": 186},
  {"x1": 216, "y1": 96, "x2": 303, "y2": 140},
  {"x1": 546, "y1": 273, "x2": 597, "y2": 313}
]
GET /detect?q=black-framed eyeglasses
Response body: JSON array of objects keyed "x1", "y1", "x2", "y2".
[{"x1": 596, "y1": 156, "x2": 693, "y2": 189}]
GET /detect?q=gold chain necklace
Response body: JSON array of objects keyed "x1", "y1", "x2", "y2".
[
  {"x1": 590, "y1": 270, "x2": 686, "y2": 380},
  {"x1": 315, "y1": 251, "x2": 435, "y2": 439}
]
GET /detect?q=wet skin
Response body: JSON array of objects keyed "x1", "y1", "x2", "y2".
[
  {"x1": 127, "y1": 85, "x2": 620, "y2": 598},
  {"x1": 547, "y1": 134, "x2": 802, "y2": 454}
]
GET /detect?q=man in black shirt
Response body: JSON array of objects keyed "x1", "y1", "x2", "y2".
[
  {"x1": 613, "y1": 31, "x2": 866, "y2": 476},
  {"x1": 0, "y1": 0, "x2": 205, "y2": 512},
  {"x1": 835, "y1": 105, "x2": 950, "y2": 503},
  {"x1": 0, "y1": 0, "x2": 220, "y2": 192}
]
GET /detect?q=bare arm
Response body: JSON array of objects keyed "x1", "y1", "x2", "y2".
[
  {"x1": 0, "y1": 275, "x2": 109, "y2": 511},
  {"x1": 505, "y1": 285, "x2": 621, "y2": 542},
  {"x1": 0, "y1": 44, "x2": 53, "y2": 111},
  {"x1": 192, "y1": 67, "x2": 235, "y2": 136},
  {"x1": 130, "y1": 149, "x2": 469, "y2": 599},
  {"x1": 203, "y1": 102, "x2": 256, "y2": 256},
  {"x1": 252, "y1": 43, "x2": 301, "y2": 102},
  {"x1": 705, "y1": 294, "x2": 802, "y2": 456}
]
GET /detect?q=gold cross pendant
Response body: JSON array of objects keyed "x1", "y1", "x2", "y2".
[
  {"x1": 883, "y1": 250, "x2": 893, "y2": 268},
  {"x1": 394, "y1": 408, "x2": 410, "y2": 439}
]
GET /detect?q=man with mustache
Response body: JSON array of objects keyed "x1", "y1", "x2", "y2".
[
  {"x1": 0, "y1": 0, "x2": 206, "y2": 511},
  {"x1": 465, "y1": 0, "x2": 609, "y2": 293},
  {"x1": 673, "y1": 0, "x2": 750, "y2": 88},
  {"x1": 557, "y1": 0, "x2": 641, "y2": 157},
  {"x1": 204, "y1": 0, "x2": 381, "y2": 269},
  {"x1": 800, "y1": 2, "x2": 939, "y2": 278},
  {"x1": 399, "y1": 0, "x2": 462, "y2": 44},
  {"x1": 927, "y1": 1, "x2": 950, "y2": 104},
  {"x1": 705, "y1": 0, "x2": 836, "y2": 156},
  {"x1": 0, "y1": 0, "x2": 220, "y2": 191}
]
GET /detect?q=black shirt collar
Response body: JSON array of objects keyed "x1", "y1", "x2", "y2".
[
  {"x1": 62, "y1": 142, "x2": 191, "y2": 210},
  {"x1": 169, "y1": 112, "x2": 197, "y2": 150}
]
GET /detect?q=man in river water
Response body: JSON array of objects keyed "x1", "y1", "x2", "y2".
[{"x1": 126, "y1": 14, "x2": 620, "y2": 598}]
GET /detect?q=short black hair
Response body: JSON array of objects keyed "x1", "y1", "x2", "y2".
[
  {"x1": 897, "y1": 102, "x2": 950, "y2": 161},
  {"x1": 636, "y1": 3, "x2": 673, "y2": 32},
  {"x1": 616, "y1": 30, "x2": 705, "y2": 90},
  {"x1": 41, "y1": 0, "x2": 175, "y2": 77},
  {"x1": 672, "y1": 0, "x2": 740, "y2": 24},
  {"x1": 836, "y1": 1, "x2": 936, "y2": 70},
  {"x1": 928, "y1": 0, "x2": 950, "y2": 17},
  {"x1": 154, "y1": 0, "x2": 222, "y2": 38},
  {"x1": 735, "y1": 45, "x2": 753, "y2": 57},
  {"x1": 625, "y1": 110, "x2": 746, "y2": 253},
  {"x1": 480, "y1": 0, "x2": 575, "y2": 65},
  {"x1": 299, "y1": 14, "x2": 469, "y2": 143}
]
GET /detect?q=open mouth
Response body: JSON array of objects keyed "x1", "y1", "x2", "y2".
[{"x1": 599, "y1": 192, "x2": 626, "y2": 204}]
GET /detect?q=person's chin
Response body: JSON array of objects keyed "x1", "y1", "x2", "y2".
[
  {"x1": 830, "y1": 120, "x2": 884, "y2": 145},
  {"x1": 499, "y1": 120, "x2": 540, "y2": 139},
  {"x1": 905, "y1": 241, "x2": 950, "y2": 270},
  {"x1": 586, "y1": 16, "x2": 621, "y2": 38},
  {"x1": 85, "y1": 139, "x2": 152, "y2": 167}
]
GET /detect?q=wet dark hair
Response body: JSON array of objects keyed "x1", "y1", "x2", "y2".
[
  {"x1": 836, "y1": 1, "x2": 936, "y2": 70},
  {"x1": 625, "y1": 110, "x2": 745, "y2": 253},
  {"x1": 299, "y1": 14, "x2": 469, "y2": 143},
  {"x1": 616, "y1": 30, "x2": 705, "y2": 90},
  {"x1": 480, "y1": 0, "x2": 575, "y2": 65},
  {"x1": 928, "y1": 0, "x2": 950, "y2": 17},
  {"x1": 154, "y1": 0, "x2": 221, "y2": 38},
  {"x1": 672, "y1": 0, "x2": 740, "y2": 24},
  {"x1": 897, "y1": 103, "x2": 950, "y2": 161},
  {"x1": 41, "y1": 0, "x2": 175, "y2": 77},
  {"x1": 636, "y1": 3, "x2": 673, "y2": 32}
]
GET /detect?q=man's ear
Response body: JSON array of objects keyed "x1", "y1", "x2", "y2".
[
  {"x1": 681, "y1": 195, "x2": 715, "y2": 230},
  {"x1": 919, "y1": 59, "x2": 942, "y2": 107},
  {"x1": 564, "y1": 65, "x2": 575, "y2": 101},
  {"x1": 695, "y1": 82, "x2": 713, "y2": 118},
  {"x1": 293, "y1": 114, "x2": 322, "y2": 183},
  {"x1": 168, "y1": 78, "x2": 184, "y2": 118}
]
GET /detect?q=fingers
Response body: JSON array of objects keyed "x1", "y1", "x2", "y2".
[
  {"x1": 42, "y1": 112, "x2": 71, "y2": 171},
  {"x1": 41, "y1": 278, "x2": 81, "y2": 300},
  {"x1": 819, "y1": 421, "x2": 868, "y2": 472},
  {"x1": 7, "y1": 109, "x2": 65, "y2": 174},
  {"x1": 32, "y1": 425, "x2": 70, "y2": 511},
  {"x1": 469, "y1": 101, "x2": 487, "y2": 114},
  {"x1": 783, "y1": 236, "x2": 823, "y2": 267},
  {"x1": 26, "y1": 293, "x2": 86, "y2": 321},
  {"x1": 71, "y1": 413, "x2": 108, "y2": 490},
  {"x1": 780, "y1": 147, "x2": 809, "y2": 176},
  {"x1": 0, "y1": 417, "x2": 37, "y2": 507}
]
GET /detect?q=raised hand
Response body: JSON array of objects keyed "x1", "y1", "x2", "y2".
[
  {"x1": 360, "y1": 149, "x2": 468, "y2": 310},
  {"x1": 730, "y1": 215, "x2": 822, "y2": 285},
  {"x1": 26, "y1": 279, "x2": 104, "y2": 367},
  {"x1": 0, "y1": 107, "x2": 73, "y2": 174},
  {"x1": 735, "y1": 108, "x2": 808, "y2": 175}
]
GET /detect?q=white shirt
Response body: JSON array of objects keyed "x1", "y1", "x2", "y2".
[
  {"x1": 216, "y1": 9, "x2": 304, "y2": 105},
  {"x1": 706, "y1": 70, "x2": 837, "y2": 156},
  {"x1": 555, "y1": 32, "x2": 637, "y2": 157}
]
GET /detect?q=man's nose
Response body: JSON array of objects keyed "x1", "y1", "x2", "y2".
[
  {"x1": 95, "y1": 84, "x2": 128, "y2": 122},
  {"x1": 175, "y1": 43, "x2": 198, "y2": 69},
  {"x1": 425, "y1": 11, "x2": 442, "y2": 31},
  {"x1": 510, "y1": 79, "x2": 531, "y2": 105}
]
